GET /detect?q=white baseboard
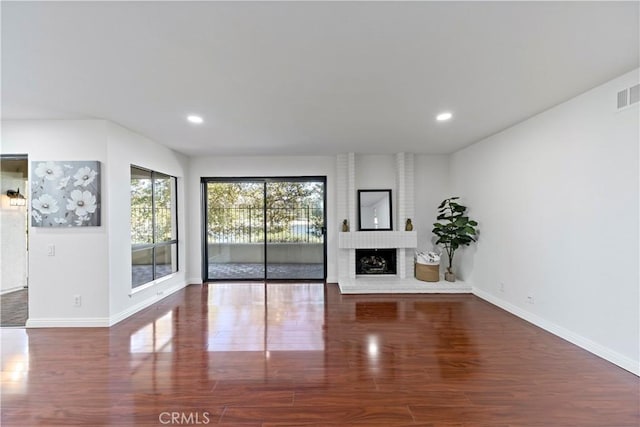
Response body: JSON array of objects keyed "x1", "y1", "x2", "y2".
[
  {"x1": 473, "y1": 287, "x2": 639, "y2": 376},
  {"x1": 25, "y1": 281, "x2": 188, "y2": 328},
  {"x1": 27, "y1": 317, "x2": 110, "y2": 327},
  {"x1": 187, "y1": 277, "x2": 203, "y2": 285},
  {"x1": 109, "y1": 280, "x2": 187, "y2": 326}
]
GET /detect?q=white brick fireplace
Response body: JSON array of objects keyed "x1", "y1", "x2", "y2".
[
  {"x1": 336, "y1": 152, "x2": 471, "y2": 294},
  {"x1": 338, "y1": 231, "x2": 417, "y2": 278}
]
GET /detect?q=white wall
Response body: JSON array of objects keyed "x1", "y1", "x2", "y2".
[
  {"x1": 2, "y1": 120, "x2": 110, "y2": 325},
  {"x1": 450, "y1": 69, "x2": 639, "y2": 373},
  {"x1": 1, "y1": 120, "x2": 189, "y2": 326},
  {"x1": 105, "y1": 122, "x2": 189, "y2": 323},
  {"x1": 186, "y1": 155, "x2": 337, "y2": 282},
  {"x1": 413, "y1": 155, "x2": 451, "y2": 255}
]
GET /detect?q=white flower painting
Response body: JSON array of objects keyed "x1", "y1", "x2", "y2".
[
  {"x1": 73, "y1": 167, "x2": 97, "y2": 187},
  {"x1": 32, "y1": 194, "x2": 60, "y2": 215},
  {"x1": 66, "y1": 190, "x2": 97, "y2": 216},
  {"x1": 34, "y1": 161, "x2": 63, "y2": 181},
  {"x1": 31, "y1": 160, "x2": 101, "y2": 227}
]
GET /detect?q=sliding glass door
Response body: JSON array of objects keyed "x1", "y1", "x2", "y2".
[
  {"x1": 265, "y1": 179, "x2": 325, "y2": 280},
  {"x1": 203, "y1": 177, "x2": 326, "y2": 281},
  {"x1": 204, "y1": 180, "x2": 265, "y2": 280}
]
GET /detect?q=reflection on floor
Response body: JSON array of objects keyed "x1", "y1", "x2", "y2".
[
  {"x1": 208, "y1": 262, "x2": 324, "y2": 279},
  {"x1": 1, "y1": 283, "x2": 638, "y2": 426}
]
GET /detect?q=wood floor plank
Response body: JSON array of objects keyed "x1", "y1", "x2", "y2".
[
  {"x1": 293, "y1": 389, "x2": 471, "y2": 407},
  {"x1": 220, "y1": 404, "x2": 414, "y2": 425},
  {"x1": 1, "y1": 282, "x2": 638, "y2": 426}
]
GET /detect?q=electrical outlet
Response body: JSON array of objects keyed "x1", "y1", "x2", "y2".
[
  {"x1": 527, "y1": 296, "x2": 534, "y2": 304},
  {"x1": 73, "y1": 295, "x2": 82, "y2": 307},
  {"x1": 47, "y1": 244, "x2": 55, "y2": 256},
  {"x1": 499, "y1": 282, "x2": 505, "y2": 293}
]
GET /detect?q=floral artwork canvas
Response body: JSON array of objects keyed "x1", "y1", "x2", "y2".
[{"x1": 30, "y1": 160, "x2": 101, "y2": 227}]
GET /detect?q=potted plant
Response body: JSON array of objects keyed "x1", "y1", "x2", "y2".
[{"x1": 432, "y1": 197, "x2": 478, "y2": 282}]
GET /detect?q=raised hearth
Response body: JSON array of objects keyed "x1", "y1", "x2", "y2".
[{"x1": 338, "y1": 276, "x2": 472, "y2": 294}]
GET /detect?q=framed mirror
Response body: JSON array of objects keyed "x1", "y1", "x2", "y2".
[{"x1": 358, "y1": 189, "x2": 392, "y2": 231}]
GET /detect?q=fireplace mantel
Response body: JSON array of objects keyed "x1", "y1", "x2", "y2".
[{"x1": 338, "y1": 231, "x2": 417, "y2": 249}]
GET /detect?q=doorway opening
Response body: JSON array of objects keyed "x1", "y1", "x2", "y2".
[
  {"x1": 0, "y1": 154, "x2": 29, "y2": 327},
  {"x1": 202, "y1": 177, "x2": 326, "y2": 281}
]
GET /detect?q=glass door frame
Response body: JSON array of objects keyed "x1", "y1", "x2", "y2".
[{"x1": 201, "y1": 176, "x2": 327, "y2": 282}]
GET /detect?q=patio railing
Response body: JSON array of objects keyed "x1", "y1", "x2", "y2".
[{"x1": 207, "y1": 206, "x2": 323, "y2": 243}]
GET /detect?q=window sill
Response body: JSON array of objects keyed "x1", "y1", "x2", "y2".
[{"x1": 129, "y1": 272, "x2": 178, "y2": 296}]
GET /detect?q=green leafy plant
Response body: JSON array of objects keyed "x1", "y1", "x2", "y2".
[{"x1": 432, "y1": 197, "x2": 478, "y2": 278}]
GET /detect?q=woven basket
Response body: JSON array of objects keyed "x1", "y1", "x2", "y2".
[{"x1": 415, "y1": 263, "x2": 439, "y2": 282}]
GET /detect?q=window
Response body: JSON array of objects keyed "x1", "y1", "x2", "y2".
[{"x1": 131, "y1": 165, "x2": 178, "y2": 288}]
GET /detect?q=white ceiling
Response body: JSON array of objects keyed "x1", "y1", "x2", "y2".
[{"x1": 2, "y1": 1, "x2": 638, "y2": 157}]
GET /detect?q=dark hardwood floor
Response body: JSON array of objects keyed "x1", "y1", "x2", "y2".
[{"x1": 1, "y1": 283, "x2": 638, "y2": 426}]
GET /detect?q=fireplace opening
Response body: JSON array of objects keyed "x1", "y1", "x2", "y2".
[{"x1": 356, "y1": 249, "x2": 397, "y2": 275}]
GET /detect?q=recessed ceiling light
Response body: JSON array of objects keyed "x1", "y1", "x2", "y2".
[
  {"x1": 187, "y1": 115, "x2": 203, "y2": 124},
  {"x1": 436, "y1": 112, "x2": 453, "y2": 121}
]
